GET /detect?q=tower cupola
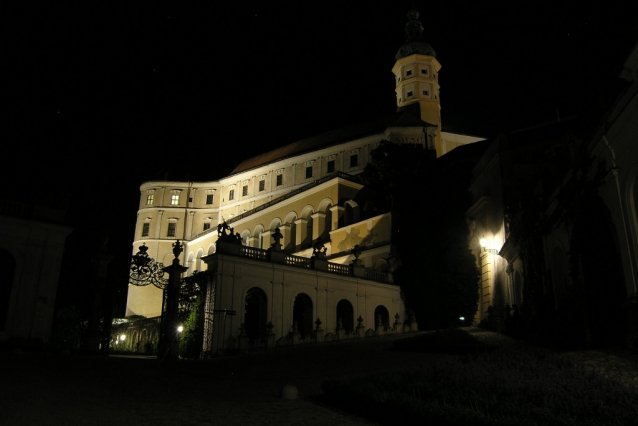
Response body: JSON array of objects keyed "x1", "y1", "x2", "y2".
[{"x1": 392, "y1": 9, "x2": 443, "y2": 156}]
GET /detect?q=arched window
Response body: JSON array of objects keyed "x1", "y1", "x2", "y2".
[
  {"x1": 292, "y1": 293, "x2": 313, "y2": 339},
  {"x1": 0, "y1": 249, "x2": 16, "y2": 331},
  {"x1": 245, "y1": 287, "x2": 268, "y2": 344},
  {"x1": 374, "y1": 305, "x2": 390, "y2": 331},
  {"x1": 336, "y1": 299, "x2": 354, "y2": 334}
]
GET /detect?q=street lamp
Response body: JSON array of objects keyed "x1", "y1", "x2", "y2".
[{"x1": 479, "y1": 238, "x2": 499, "y2": 254}]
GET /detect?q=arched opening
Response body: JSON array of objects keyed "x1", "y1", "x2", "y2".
[
  {"x1": 374, "y1": 305, "x2": 390, "y2": 331},
  {"x1": 374, "y1": 259, "x2": 388, "y2": 272},
  {"x1": 551, "y1": 246, "x2": 568, "y2": 306},
  {"x1": 292, "y1": 293, "x2": 313, "y2": 339},
  {"x1": 0, "y1": 249, "x2": 16, "y2": 331},
  {"x1": 195, "y1": 249, "x2": 204, "y2": 271},
  {"x1": 245, "y1": 287, "x2": 268, "y2": 344},
  {"x1": 140, "y1": 329, "x2": 149, "y2": 353},
  {"x1": 570, "y1": 195, "x2": 626, "y2": 348},
  {"x1": 344, "y1": 200, "x2": 360, "y2": 226},
  {"x1": 336, "y1": 299, "x2": 354, "y2": 334}
]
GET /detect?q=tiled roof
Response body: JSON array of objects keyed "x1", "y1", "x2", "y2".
[{"x1": 230, "y1": 105, "x2": 434, "y2": 175}]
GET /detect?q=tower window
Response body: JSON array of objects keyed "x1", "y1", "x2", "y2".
[
  {"x1": 423, "y1": 90, "x2": 429, "y2": 96},
  {"x1": 167, "y1": 223, "x2": 176, "y2": 237},
  {"x1": 170, "y1": 194, "x2": 179, "y2": 205},
  {"x1": 350, "y1": 154, "x2": 359, "y2": 168},
  {"x1": 146, "y1": 194, "x2": 154, "y2": 205},
  {"x1": 406, "y1": 70, "x2": 413, "y2": 76},
  {"x1": 259, "y1": 180, "x2": 265, "y2": 191},
  {"x1": 276, "y1": 174, "x2": 283, "y2": 186},
  {"x1": 421, "y1": 69, "x2": 428, "y2": 75},
  {"x1": 229, "y1": 189, "x2": 235, "y2": 200},
  {"x1": 327, "y1": 160, "x2": 335, "y2": 173},
  {"x1": 206, "y1": 194, "x2": 214, "y2": 204},
  {"x1": 242, "y1": 185, "x2": 248, "y2": 196},
  {"x1": 407, "y1": 91, "x2": 413, "y2": 97},
  {"x1": 305, "y1": 166, "x2": 313, "y2": 179},
  {"x1": 141, "y1": 223, "x2": 149, "y2": 237}
]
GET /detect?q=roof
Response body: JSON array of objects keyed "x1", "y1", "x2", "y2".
[{"x1": 229, "y1": 104, "x2": 434, "y2": 175}]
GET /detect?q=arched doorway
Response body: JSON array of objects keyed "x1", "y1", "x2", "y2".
[
  {"x1": 336, "y1": 299, "x2": 354, "y2": 333},
  {"x1": 0, "y1": 249, "x2": 16, "y2": 331},
  {"x1": 571, "y1": 194, "x2": 626, "y2": 348},
  {"x1": 245, "y1": 287, "x2": 267, "y2": 344},
  {"x1": 374, "y1": 305, "x2": 390, "y2": 331},
  {"x1": 292, "y1": 293, "x2": 313, "y2": 339}
]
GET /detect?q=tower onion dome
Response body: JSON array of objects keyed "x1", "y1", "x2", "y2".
[{"x1": 395, "y1": 9, "x2": 436, "y2": 60}]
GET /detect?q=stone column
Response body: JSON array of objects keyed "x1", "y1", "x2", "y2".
[
  {"x1": 294, "y1": 218, "x2": 309, "y2": 250},
  {"x1": 279, "y1": 224, "x2": 292, "y2": 251},
  {"x1": 248, "y1": 236, "x2": 260, "y2": 248},
  {"x1": 329, "y1": 206, "x2": 345, "y2": 231},
  {"x1": 311, "y1": 212, "x2": 326, "y2": 241},
  {"x1": 185, "y1": 211, "x2": 195, "y2": 240},
  {"x1": 261, "y1": 231, "x2": 272, "y2": 250}
]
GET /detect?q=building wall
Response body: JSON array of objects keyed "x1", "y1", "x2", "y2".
[
  {"x1": 204, "y1": 253, "x2": 405, "y2": 354},
  {"x1": 0, "y1": 215, "x2": 71, "y2": 343}
]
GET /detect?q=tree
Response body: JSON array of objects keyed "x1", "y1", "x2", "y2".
[{"x1": 362, "y1": 141, "x2": 479, "y2": 329}]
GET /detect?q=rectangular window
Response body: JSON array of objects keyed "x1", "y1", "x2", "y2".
[
  {"x1": 421, "y1": 69, "x2": 428, "y2": 75},
  {"x1": 146, "y1": 194, "x2": 154, "y2": 205},
  {"x1": 305, "y1": 166, "x2": 313, "y2": 179},
  {"x1": 259, "y1": 180, "x2": 265, "y2": 191},
  {"x1": 406, "y1": 69, "x2": 413, "y2": 76},
  {"x1": 407, "y1": 90, "x2": 413, "y2": 97},
  {"x1": 327, "y1": 160, "x2": 335, "y2": 173},
  {"x1": 229, "y1": 189, "x2": 235, "y2": 200},
  {"x1": 276, "y1": 174, "x2": 283, "y2": 186},
  {"x1": 350, "y1": 154, "x2": 359, "y2": 168},
  {"x1": 141, "y1": 223, "x2": 149, "y2": 237},
  {"x1": 203, "y1": 223, "x2": 211, "y2": 231},
  {"x1": 423, "y1": 90, "x2": 429, "y2": 96},
  {"x1": 242, "y1": 185, "x2": 248, "y2": 196},
  {"x1": 167, "y1": 223, "x2": 176, "y2": 237},
  {"x1": 206, "y1": 194, "x2": 214, "y2": 204},
  {"x1": 170, "y1": 195, "x2": 179, "y2": 205}
]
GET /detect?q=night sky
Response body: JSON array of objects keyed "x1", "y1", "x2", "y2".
[{"x1": 5, "y1": 2, "x2": 638, "y2": 315}]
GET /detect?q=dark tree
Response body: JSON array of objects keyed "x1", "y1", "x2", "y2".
[{"x1": 362, "y1": 141, "x2": 479, "y2": 329}]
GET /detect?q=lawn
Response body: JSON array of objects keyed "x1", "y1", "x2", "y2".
[{"x1": 322, "y1": 329, "x2": 638, "y2": 426}]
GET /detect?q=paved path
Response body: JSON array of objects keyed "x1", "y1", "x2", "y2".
[{"x1": 2, "y1": 329, "x2": 638, "y2": 426}]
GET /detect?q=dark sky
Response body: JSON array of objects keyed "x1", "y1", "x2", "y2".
[{"x1": 5, "y1": 1, "x2": 638, "y2": 314}]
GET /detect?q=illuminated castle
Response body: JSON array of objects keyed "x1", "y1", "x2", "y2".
[{"x1": 123, "y1": 10, "x2": 482, "y2": 354}]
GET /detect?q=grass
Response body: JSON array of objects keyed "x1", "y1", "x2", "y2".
[{"x1": 321, "y1": 330, "x2": 638, "y2": 425}]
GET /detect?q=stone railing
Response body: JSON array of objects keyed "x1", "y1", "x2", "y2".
[
  {"x1": 284, "y1": 254, "x2": 312, "y2": 268},
  {"x1": 216, "y1": 242, "x2": 391, "y2": 284},
  {"x1": 241, "y1": 246, "x2": 268, "y2": 261},
  {"x1": 328, "y1": 262, "x2": 350, "y2": 276},
  {"x1": 365, "y1": 268, "x2": 389, "y2": 283}
]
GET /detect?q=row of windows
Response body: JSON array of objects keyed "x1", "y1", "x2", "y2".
[
  {"x1": 145, "y1": 155, "x2": 360, "y2": 207},
  {"x1": 397, "y1": 68, "x2": 436, "y2": 83},
  {"x1": 142, "y1": 221, "x2": 215, "y2": 237}
]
